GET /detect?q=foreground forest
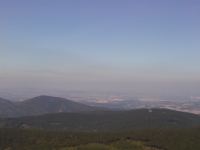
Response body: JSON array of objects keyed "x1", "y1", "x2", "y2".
[{"x1": 1, "y1": 127, "x2": 200, "y2": 150}]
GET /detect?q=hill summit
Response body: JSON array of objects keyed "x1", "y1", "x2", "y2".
[{"x1": 0, "y1": 95, "x2": 107, "y2": 118}]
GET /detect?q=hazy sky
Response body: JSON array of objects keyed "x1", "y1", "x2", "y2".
[{"x1": 1, "y1": 0, "x2": 200, "y2": 95}]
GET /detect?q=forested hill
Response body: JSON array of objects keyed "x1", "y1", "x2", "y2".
[
  {"x1": 0, "y1": 95, "x2": 108, "y2": 118},
  {"x1": 0, "y1": 97, "x2": 13, "y2": 105},
  {"x1": 1, "y1": 109, "x2": 200, "y2": 131},
  {"x1": 1, "y1": 127, "x2": 200, "y2": 150}
]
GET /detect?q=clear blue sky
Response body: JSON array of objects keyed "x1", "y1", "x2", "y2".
[{"x1": 1, "y1": 0, "x2": 200, "y2": 95}]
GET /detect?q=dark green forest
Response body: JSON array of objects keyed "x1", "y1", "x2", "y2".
[
  {"x1": 1, "y1": 127, "x2": 200, "y2": 150},
  {"x1": 1, "y1": 109, "x2": 200, "y2": 131}
]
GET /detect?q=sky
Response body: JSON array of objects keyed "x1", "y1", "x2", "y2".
[{"x1": 1, "y1": 0, "x2": 200, "y2": 95}]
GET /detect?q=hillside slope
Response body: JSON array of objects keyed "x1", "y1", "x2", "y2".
[
  {"x1": 1, "y1": 109, "x2": 200, "y2": 131},
  {"x1": 0, "y1": 95, "x2": 107, "y2": 118},
  {"x1": 0, "y1": 98, "x2": 16, "y2": 117}
]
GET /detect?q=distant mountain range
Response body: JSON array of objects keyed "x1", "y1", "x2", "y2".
[
  {"x1": 1, "y1": 95, "x2": 200, "y2": 132},
  {"x1": 0, "y1": 95, "x2": 108, "y2": 118}
]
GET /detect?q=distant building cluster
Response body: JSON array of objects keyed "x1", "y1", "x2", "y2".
[{"x1": 190, "y1": 96, "x2": 200, "y2": 99}]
